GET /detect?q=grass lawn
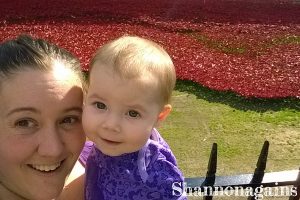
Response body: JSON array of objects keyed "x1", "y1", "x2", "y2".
[{"x1": 158, "y1": 80, "x2": 300, "y2": 178}]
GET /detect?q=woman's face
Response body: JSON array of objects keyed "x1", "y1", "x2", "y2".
[{"x1": 0, "y1": 69, "x2": 85, "y2": 200}]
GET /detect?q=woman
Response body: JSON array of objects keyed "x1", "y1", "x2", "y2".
[{"x1": 0, "y1": 35, "x2": 86, "y2": 200}]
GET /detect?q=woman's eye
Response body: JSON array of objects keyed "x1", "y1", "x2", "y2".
[
  {"x1": 95, "y1": 102, "x2": 107, "y2": 110},
  {"x1": 15, "y1": 119, "x2": 36, "y2": 128},
  {"x1": 61, "y1": 116, "x2": 79, "y2": 124},
  {"x1": 127, "y1": 110, "x2": 140, "y2": 118}
]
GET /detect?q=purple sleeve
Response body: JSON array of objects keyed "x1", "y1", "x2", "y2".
[
  {"x1": 145, "y1": 143, "x2": 187, "y2": 199},
  {"x1": 79, "y1": 141, "x2": 94, "y2": 167}
]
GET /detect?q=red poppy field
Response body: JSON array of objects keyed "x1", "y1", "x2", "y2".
[{"x1": 0, "y1": 0, "x2": 299, "y2": 98}]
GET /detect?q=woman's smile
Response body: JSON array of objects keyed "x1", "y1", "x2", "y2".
[{"x1": 28, "y1": 161, "x2": 64, "y2": 173}]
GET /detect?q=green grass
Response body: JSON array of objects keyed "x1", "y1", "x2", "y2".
[
  {"x1": 270, "y1": 35, "x2": 300, "y2": 46},
  {"x1": 181, "y1": 31, "x2": 299, "y2": 56},
  {"x1": 190, "y1": 33, "x2": 247, "y2": 55},
  {"x1": 157, "y1": 80, "x2": 300, "y2": 178}
]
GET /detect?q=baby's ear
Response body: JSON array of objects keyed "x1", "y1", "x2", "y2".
[{"x1": 158, "y1": 104, "x2": 172, "y2": 122}]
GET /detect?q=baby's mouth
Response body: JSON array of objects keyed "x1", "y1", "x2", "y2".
[
  {"x1": 102, "y1": 138, "x2": 121, "y2": 145},
  {"x1": 28, "y1": 162, "x2": 62, "y2": 172}
]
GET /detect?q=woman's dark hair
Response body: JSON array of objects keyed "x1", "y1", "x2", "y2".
[{"x1": 0, "y1": 34, "x2": 84, "y2": 86}]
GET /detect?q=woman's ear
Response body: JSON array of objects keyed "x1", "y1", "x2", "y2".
[{"x1": 158, "y1": 104, "x2": 172, "y2": 122}]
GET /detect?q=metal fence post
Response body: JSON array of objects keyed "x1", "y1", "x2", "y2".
[
  {"x1": 248, "y1": 141, "x2": 269, "y2": 200},
  {"x1": 203, "y1": 143, "x2": 217, "y2": 200}
]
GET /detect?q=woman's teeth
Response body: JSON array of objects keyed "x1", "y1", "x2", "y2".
[{"x1": 30, "y1": 162, "x2": 61, "y2": 172}]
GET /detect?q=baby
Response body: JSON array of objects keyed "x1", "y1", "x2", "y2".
[{"x1": 82, "y1": 36, "x2": 186, "y2": 199}]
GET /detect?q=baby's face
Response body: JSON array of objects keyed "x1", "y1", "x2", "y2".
[{"x1": 83, "y1": 66, "x2": 163, "y2": 156}]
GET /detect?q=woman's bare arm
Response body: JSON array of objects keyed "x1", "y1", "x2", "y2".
[{"x1": 57, "y1": 161, "x2": 85, "y2": 200}]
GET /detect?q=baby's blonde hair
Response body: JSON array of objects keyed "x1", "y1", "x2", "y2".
[{"x1": 90, "y1": 35, "x2": 176, "y2": 104}]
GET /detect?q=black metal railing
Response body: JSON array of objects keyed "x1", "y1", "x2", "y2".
[{"x1": 185, "y1": 141, "x2": 300, "y2": 199}]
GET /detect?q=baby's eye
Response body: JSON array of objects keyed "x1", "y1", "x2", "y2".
[
  {"x1": 15, "y1": 119, "x2": 37, "y2": 128},
  {"x1": 127, "y1": 110, "x2": 141, "y2": 118},
  {"x1": 94, "y1": 102, "x2": 107, "y2": 110}
]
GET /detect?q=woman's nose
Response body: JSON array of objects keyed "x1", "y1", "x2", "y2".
[{"x1": 37, "y1": 126, "x2": 64, "y2": 157}]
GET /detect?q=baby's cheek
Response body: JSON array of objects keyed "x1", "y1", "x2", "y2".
[{"x1": 82, "y1": 109, "x2": 94, "y2": 133}]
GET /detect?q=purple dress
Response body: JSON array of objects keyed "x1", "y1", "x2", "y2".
[{"x1": 80, "y1": 129, "x2": 186, "y2": 200}]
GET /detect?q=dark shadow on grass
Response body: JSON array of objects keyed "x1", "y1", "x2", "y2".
[{"x1": 175, "y1": 79, "x2": 300, "y2": 112}]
